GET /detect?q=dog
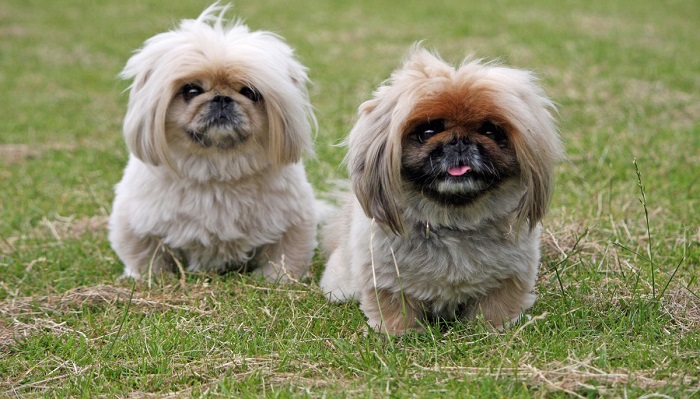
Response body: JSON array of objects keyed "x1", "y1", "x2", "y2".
[
  {"x1": 108, "y1": 3, "x2": 317, "y2": 282},
  {"x1": 320, "y1": 46, "x2": 564, "y2": 333}
]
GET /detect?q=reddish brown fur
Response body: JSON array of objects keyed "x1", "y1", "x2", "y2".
[
  {"x1": 401, "y1": 85, "x2": 517, "y2": 149},
  {"x1": 400, "y1": 86, "x2": 520, "y2": 195},
  {"x1": 398, "y1": 80, "x2": 550, "y2": 231}
]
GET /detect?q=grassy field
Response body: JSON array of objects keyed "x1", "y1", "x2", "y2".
[{"x1": 1, "y1": 0, "x2": 699, "y2": 397}]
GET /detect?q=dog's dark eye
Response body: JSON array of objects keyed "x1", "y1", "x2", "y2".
[
  {"x1": 181, "y1": 84, "x2": 204, "y2": 102},
  {"x1": 411, "y1": 119, "x2": 445, "y2": 143},
  {"x1": 240, "y1": 86, "x2": 261, "y2": 102},
  {"x1": 477, "y1": 121, "x2": 506, "y2": 142}
]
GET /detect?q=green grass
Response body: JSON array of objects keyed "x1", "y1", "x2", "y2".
[{"x1": 1, "y1": 0, "x2": 699, "y2": 397}]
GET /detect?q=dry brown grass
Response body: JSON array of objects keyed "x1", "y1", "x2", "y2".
[
  {"x1": 414, "y1": 357, "x2": 696, "y2": 398},
  {"x1": 38, "y1": 215, "x2": 108, "y2": 241},
  {"x1": 2, "y1": 274, "x2": 698, "y2": 396},
  {"x1": 663, "y1": 286, "x2": 700, "y2": 333},
  {"x1": 0, "y1": 143, "x2": 78, "y2": 166},
  {"x1": 0, "y1": 215, "x2": 108, "y2": 254},
  {"x1": 0, "y1": 284, "x2": 218, "y2": 350},
  {"x1": 541, "y1": 216, "x2": 700, "y2": 336}
]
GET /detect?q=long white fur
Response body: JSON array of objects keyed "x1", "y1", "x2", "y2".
[{"x1": 109, "y1": 3, "x2": 317, "y2": 281}]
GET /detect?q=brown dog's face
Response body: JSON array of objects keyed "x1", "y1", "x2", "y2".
[
  {"x1": 400, "y1": 94, "x2": 520, "y2": 207},
  {"x1": 166, "y1": 73, "x2": 268, "y2": 152},
  {"x1": 347, "y1": 50, "x2": 562, "y2": 234}
]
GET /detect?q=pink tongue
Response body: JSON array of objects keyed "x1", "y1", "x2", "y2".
[{"x1": 448, "y1": 165, "x2": 471, "y2": 176}]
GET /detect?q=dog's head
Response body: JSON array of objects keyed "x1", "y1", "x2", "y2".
[
  {"x1": 347, "y1": 47, "x2": 563, "y2": 234},
  {"x1": 120, "y1": 4, "x2": 314, "y2": 177}
]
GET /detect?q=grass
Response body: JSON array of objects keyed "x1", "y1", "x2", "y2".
[{"x1": 1, "y1": 0, "x2": 699, "y2": 397}]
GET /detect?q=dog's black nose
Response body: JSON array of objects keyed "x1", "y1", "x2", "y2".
[
  {"x1": 207, "y1": 95, "x2": 237, "y2": 126},
  {"x1": 212, "y1": 95, "x2": 233, "y2": 105},
  {"x1": 449, "y1": 135, "x2": 471, "y2": 147},
  {"x1": 445, "y1": 135, "x2": 479, "y2": 162},
  {"x1": 209, "y1": 95, "x2": 235, "y2": 116}
]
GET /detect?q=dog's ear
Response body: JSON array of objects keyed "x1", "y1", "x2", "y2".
[
  {"x1": 261, "y1": 58, "x2": 315, "y2": 166},
  {"x1": 494, "y1": 68, "x2": 563, "y2": 231},
  {"x1": 511, "y1": 133, "x2": 556, "y2": 231},
  {"x1": 347, "y1": 98, "x2": 405, "y2": 236},
  {"x1": 121, "y1": 83, "x2": 172, "y2": 168},
  {"x1": 120, "y1": 39, "x2": 174, "y2": 169},
  {"x1": 264, "y1": 98, "x2": 314, "y2": 166}
]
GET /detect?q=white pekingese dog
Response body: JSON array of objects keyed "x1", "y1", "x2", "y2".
[
  {"x1": 109, "y1": 4, "x2": 317, "y2": 282},
  {"x1": 320, "y1": 47, "x2": 564, "y2": 334}
]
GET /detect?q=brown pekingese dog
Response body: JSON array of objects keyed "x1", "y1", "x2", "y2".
[{"x1": 319, "y1": 46, "x2": 564, "y2": 334}]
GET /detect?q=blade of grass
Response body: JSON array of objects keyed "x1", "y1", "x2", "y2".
[{"x1": 633, "y1": 158, "x2": 655, "y2": 300}]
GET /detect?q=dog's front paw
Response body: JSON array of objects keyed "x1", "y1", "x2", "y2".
[{"x1": 361, "y1": 288, "x2": 426, "y2": 335}]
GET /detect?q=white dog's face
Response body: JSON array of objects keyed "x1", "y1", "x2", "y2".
[
  {"x1": 166, "y1": 75, "x2": 267, "y2": 153},
  {"x1": 119, "y1": 7, "x2": 314, "y2": 178}
]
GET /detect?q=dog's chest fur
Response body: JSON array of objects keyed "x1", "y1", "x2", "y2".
[
  {"x1": 368, "y1": 220, "x2": 540, "y2": 311},
  {"x1": 122, "y1": 160, "x2": 311, "y2": 269}
]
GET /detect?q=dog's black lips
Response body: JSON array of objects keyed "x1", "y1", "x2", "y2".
[{"x1": 402, "y1": 142, "x2": 509, "y2": 207}]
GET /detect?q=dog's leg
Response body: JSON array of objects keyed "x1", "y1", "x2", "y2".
[
  {"x1": 108, "y1": 208, "x2": 174, "y2": 279},
  {"x1": 254, "y1": 216, "x2": 316, "y2": 282},
  {"x1": 110, "y1": 229, "x2": 173, "y2": 280},
  {"x1": 319, "y1": 247, "x2": 356, "y2": 301},
  {"x1": 473, "y1": 277, "x2": 537, "y2": 330},
  {"x1": 360, "y1": 287, "x2": 425, "y2": 335}
]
